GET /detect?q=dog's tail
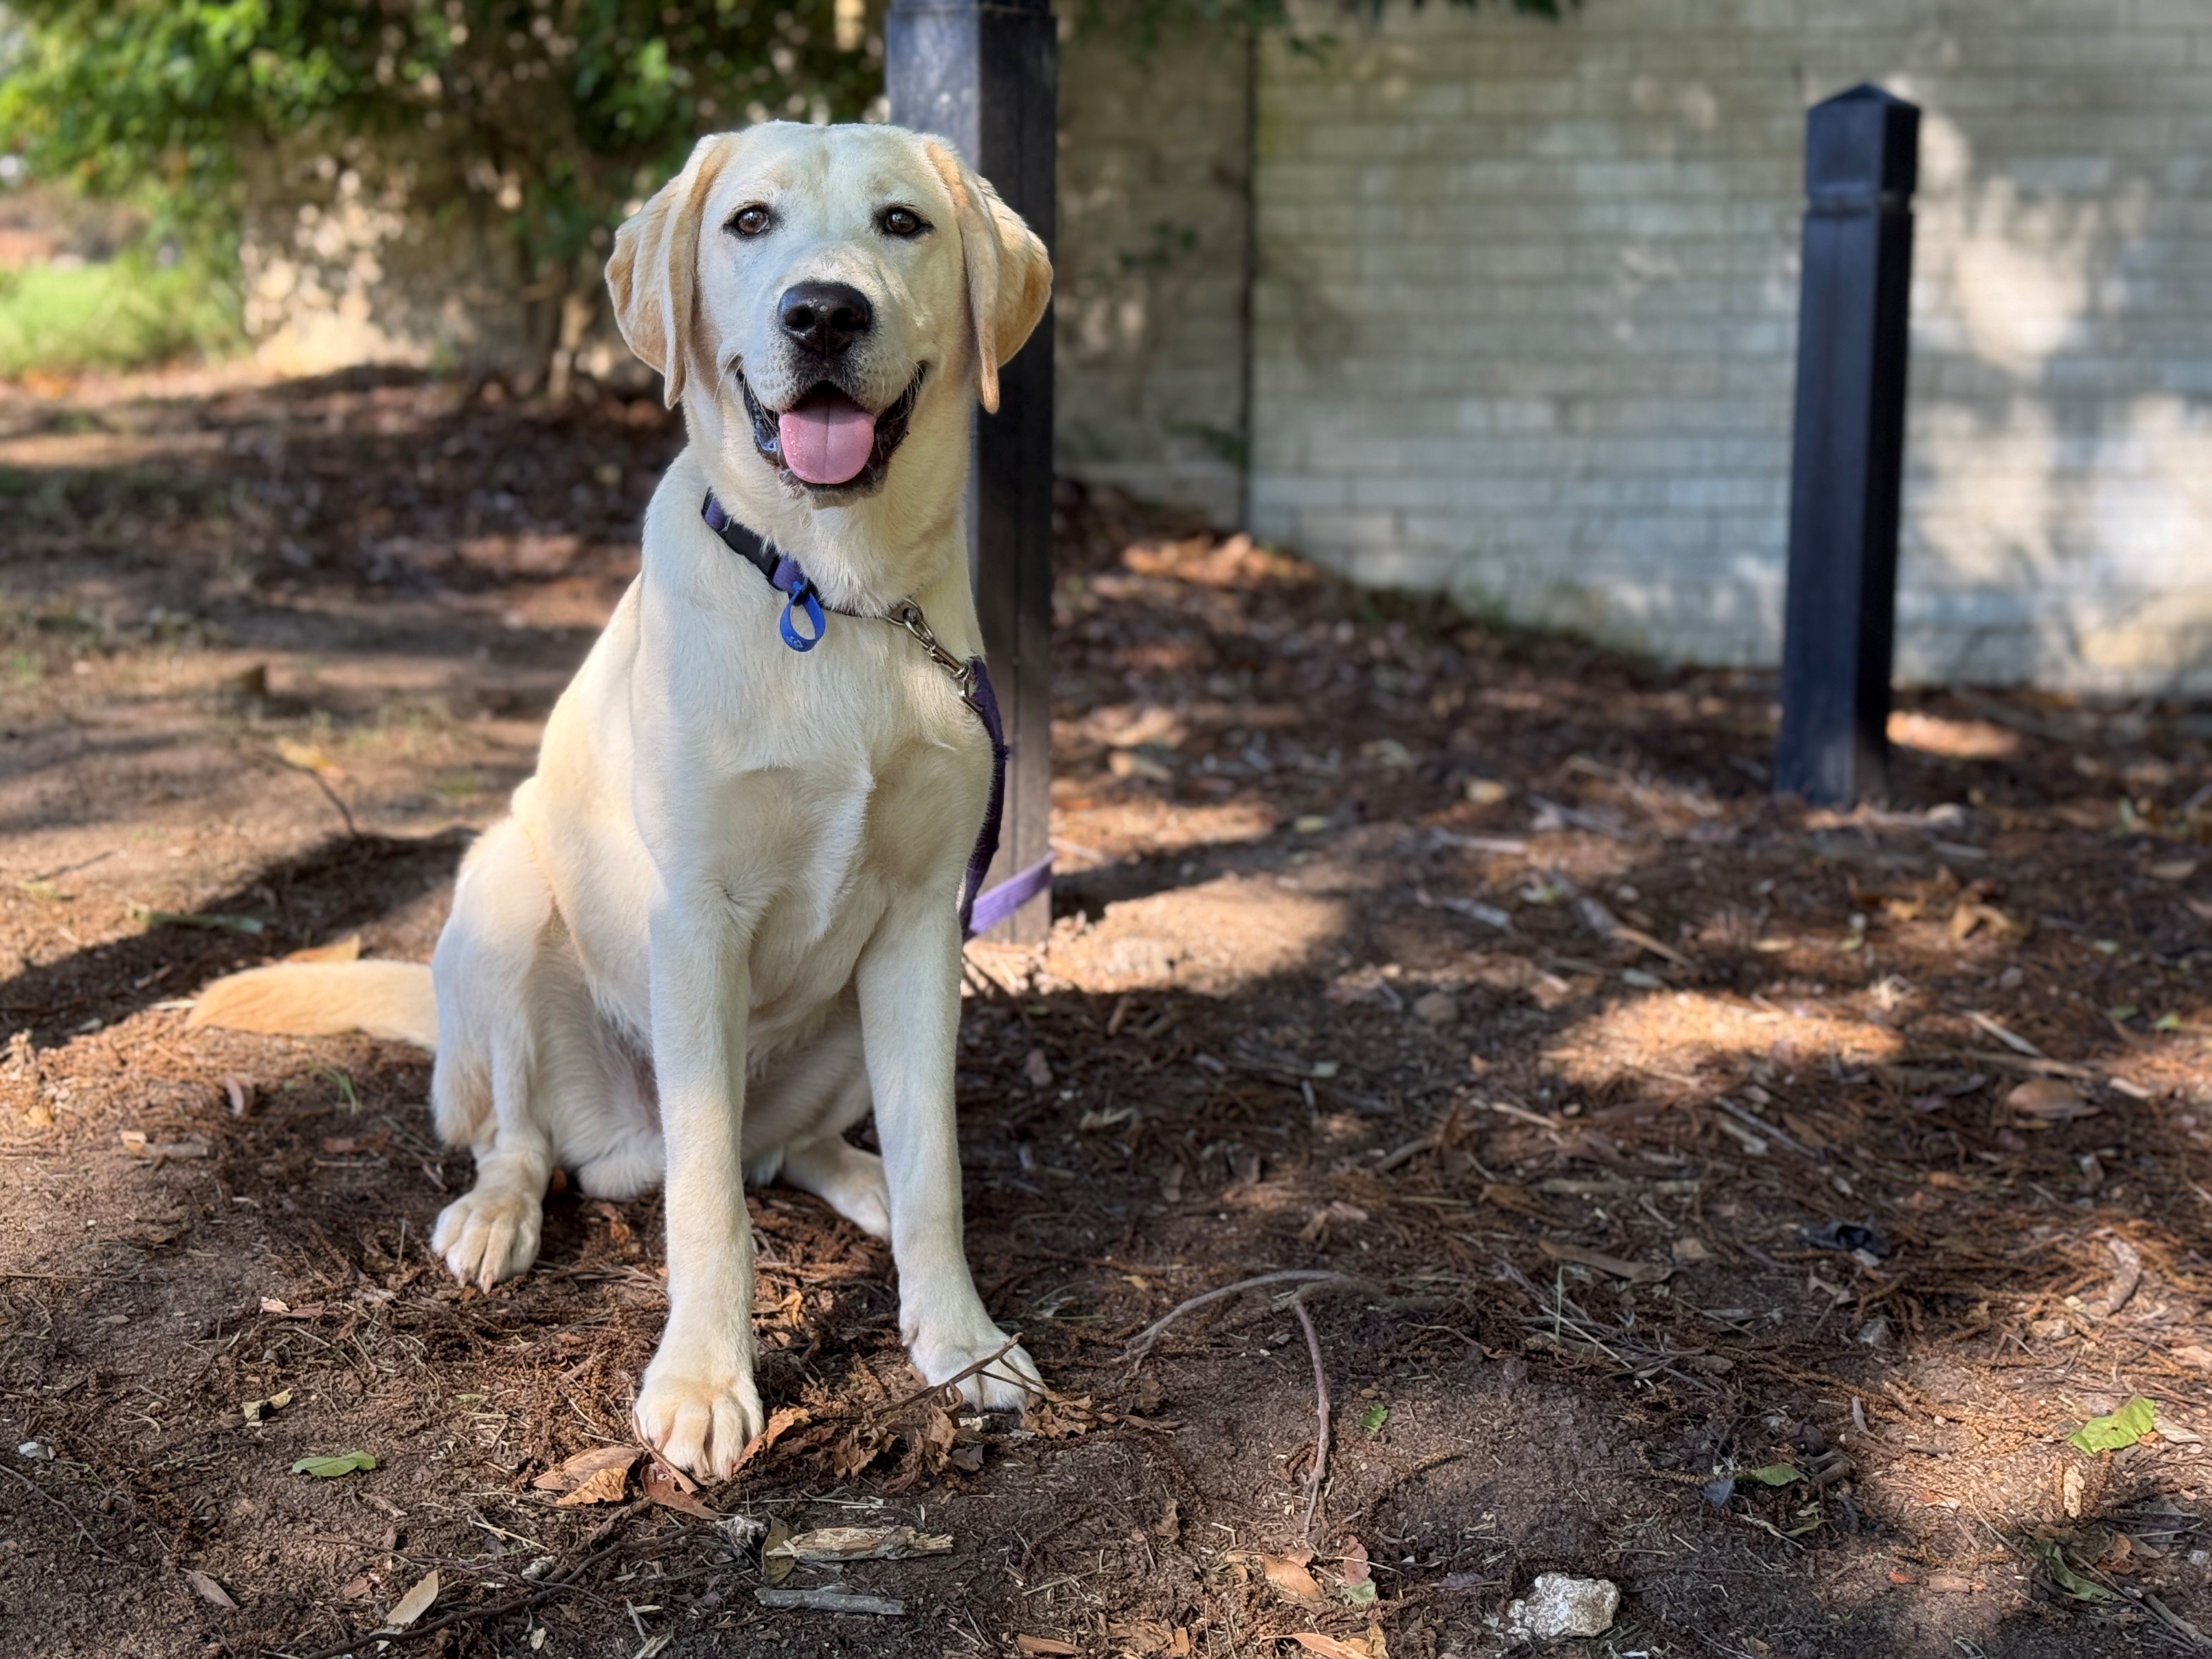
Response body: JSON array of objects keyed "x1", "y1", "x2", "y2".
[{"x1": 187, "y1": 961, "x2": 438, "y2": 1050}]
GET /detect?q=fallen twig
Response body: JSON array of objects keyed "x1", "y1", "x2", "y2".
[
  {"x1": 1292, "y1": 1297, "x2": 1330, "y2": 1539},
  {"x1": 754, "y1": 1587, "x2": 906, "y2": 1615},
  {"x1": 865, "y1": 1332, "x2": 1030, "y2": 1426},
  {"x1": 1122, "y1": 1271, "x2": 1359, "y2": 1361}
]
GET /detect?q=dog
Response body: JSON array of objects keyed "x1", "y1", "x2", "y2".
[{"x1": 189, "y1": 120, "x2": 1053, "y2": 1479}]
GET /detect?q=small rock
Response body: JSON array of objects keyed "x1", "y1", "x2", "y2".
[
  {"x1": 1021, "y1": 1049, "x2": 1053, "y2": 1088},
  {"x1": 1853, "y1": 1314, "x2": 1892, "y2": 1348},
  {"x1": 1504, "y1": 1573, "x2": 1619, "y2": 1640},
  {"x1": 1671, "y1": 1237, "x2": 1712, "y2": 1263},
  {"x1": 1411, "y1": 991, "x2": 1458, "y2": 1026}
]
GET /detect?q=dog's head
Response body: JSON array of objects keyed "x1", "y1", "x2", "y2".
[{"x1": 606, "y1": 122, "x2": 1050, "y2": 512}]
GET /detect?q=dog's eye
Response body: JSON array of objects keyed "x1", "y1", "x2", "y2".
[
  {"x1": 730, "y1": 206, "x2": 772, "y2": 237},
  {"x1": 879, "y1": 206, "x2": 927, "y2": 238}
]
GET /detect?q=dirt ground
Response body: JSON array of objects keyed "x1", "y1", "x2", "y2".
[{"x1": 4, "y1": 364, "x2": 2212, "y2": 1659}]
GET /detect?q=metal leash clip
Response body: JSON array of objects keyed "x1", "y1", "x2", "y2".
[{"x1": 887, "y1": 600, "x2": 980, "y2": 713}]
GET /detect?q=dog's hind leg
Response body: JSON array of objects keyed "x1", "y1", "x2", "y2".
[
  {"x1": 742, "y1": 996, "x2": 889, "y2": 1238},
  {"x1": 427, "y1": 819, "x2": 586, "y2": 1289}
]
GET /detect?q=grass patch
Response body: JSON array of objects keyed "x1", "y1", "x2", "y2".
[{"x1": 0, "y1": 255, "x2": 241, "y2": 377}]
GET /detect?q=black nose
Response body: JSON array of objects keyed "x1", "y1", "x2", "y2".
[{"x1": 778, "y1": 281, "x2": 872, "y2": 356}]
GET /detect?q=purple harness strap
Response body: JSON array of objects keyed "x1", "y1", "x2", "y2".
[{"x1": 700, "y1": 491, "x2": 1048, "y2": 939}]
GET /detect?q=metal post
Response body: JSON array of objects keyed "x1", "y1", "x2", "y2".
[
  {"x1": 887, "y1": 0, "x2": 1056, "y2": 942},
  {"x1": 1773, "y1": 84, "x2": 1918, "y2": 808}
]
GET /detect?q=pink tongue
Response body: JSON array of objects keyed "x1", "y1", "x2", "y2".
[{"x1": 778, "y1": 401, "x2": 877, "y2": 486}]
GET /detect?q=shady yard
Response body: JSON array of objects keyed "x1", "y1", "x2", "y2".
[{"x1": 4, "y1": 363, "x2": 2212, "y2": 1659}]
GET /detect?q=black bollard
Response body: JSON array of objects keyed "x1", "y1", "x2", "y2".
[
  {"x1": 887, "y1": 0, "x2": 1057, "y2": 941},
  {"x1": 1773, "y1": 84, "x2": 1918, "y2": 808}
]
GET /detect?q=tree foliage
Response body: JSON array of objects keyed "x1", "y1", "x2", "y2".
[{"x1": 0, "y1": 1, "x2": 885, "y2": 276}]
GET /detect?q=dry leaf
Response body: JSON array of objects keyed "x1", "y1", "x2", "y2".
[
  {"x1": 383, "y1": 1568, "x2": 439, "y2": 1630},
  {"x1": 2007, "y1": 1079, "x2": 2097, "y2": 1121},
  {"x1": 1153, "y1": 1497, "x2": 1180, "y2": 1543},
  {"x1": 554, "y1": 1463, "x2": 630, "y2": 1506},
  {"x1": 1538, "y1": 1238, "x2": 1672, "y2": 1284},
  {"x1": 1106, "y1": 1620, "x2": 1174, "y2": 1654},
  {"x1": 275, "y1": 737, "x2": 347, "y2": 782},
  {"x1": 730, "y1": 1404, "x2": 808, "y2": 1477},
  {"x1": 1338, "y1": 1533, "x2": 1372, "y2": 1585},
  {"x1": 642, "y1": 1456, "x2": 719, "y2": 1519},
  {"x1": 1014, "y1": 1639, "x2": 1081, "y2": 1657},
  {"x1": 185, "y1": 1570, "x2": 237, "y2": 1610},
  {"x1": 284, "y1": 934, "x2": 362, "y2": 964},
  {"x1": 1289, "y1": 1635, "x2": 1370, "y2": 1659},
  {"x1": 532, "y1": 1444, "x2": 641, "y2": 1493},
  {"x1": 2149, "y1": 859, "x2": 2199, "y2": 882},
  {"x1": 1262, "y1": 1553, "x2": 1327, "y2": 1604},
  {"x1": 766, "y1": 1525, "x2": 952, "y2": 1561},
  {"x1": 760, "y1": 1517, "x2": 795, "y2": 1585},
  {"x1": 222, "y1": 1075, "x2": 253, "y2": 1116}
]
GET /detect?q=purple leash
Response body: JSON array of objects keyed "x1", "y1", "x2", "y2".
[{"x1": 699, "y1": 491, "x2": 1049, "y2": 938}]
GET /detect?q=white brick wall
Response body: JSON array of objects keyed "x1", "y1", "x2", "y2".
[
  {"x1": 1054, "y1": 22, "x2": 1253, "y2": 525},
  {"x1": 1219, "y1": 0, "x2": 2212, "y2": 690}
]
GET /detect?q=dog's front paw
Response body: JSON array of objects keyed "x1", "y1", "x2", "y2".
[
  {"x1": 910, "y1": 1323, "x2": 1043, "y2": 1415},
  {"x1": 634, "y1": 1351, "x2": 765, "y2": 1480},
  {"x1": 432, "y1": 1185, "x2": 542, "y2": 1289}
]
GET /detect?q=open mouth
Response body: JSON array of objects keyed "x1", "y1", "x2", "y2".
[{"x1": 740, "y1": 371, "x2": 923, "y2": 494}]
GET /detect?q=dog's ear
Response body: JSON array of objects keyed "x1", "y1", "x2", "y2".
[
  {"x1": 921, "y1": 138, "x2": 1052, "y2": 414},
  {"x1": 606, "y1": 134, "x2": 736, "y2": 408}
]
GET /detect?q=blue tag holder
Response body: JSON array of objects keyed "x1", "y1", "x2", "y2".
[{"x1": 771, "y1": 555, "x2": 828, "y2": 652}]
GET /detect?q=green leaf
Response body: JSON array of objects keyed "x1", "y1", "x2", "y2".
[
  {"x1": 291, "y1": 1451, "x2": 376, "y2": 1479},
  {"x1": 1742, "y1": 1463, "x2": 1801, "y2": 1486},
  {"x1": 2033, "y1": 1537, "x2": 2122, "y2": 1603},
  {"x1": 2106, "y1": 1005, "x2": 2140, "y2": 1022},
  {"x1": 1359, "y1": 1405, "x2": 1387, "y2": 1435},
  {"x1": 2155, "y1": 1012, "x2": 2182, "y2": 1033},
  {"x1": 2068, "y1": 1395, "x2": 2155, "y2": 1453},
  {"x1": 1339, "y1": 1578, "x2": 1378, "y2": 1606}
]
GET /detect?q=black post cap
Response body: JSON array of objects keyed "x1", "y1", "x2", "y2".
[{"x1": 1805, "y1": 83, "x2": 1919, "y2": 202}]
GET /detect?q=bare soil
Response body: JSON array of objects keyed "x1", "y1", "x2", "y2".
[{"x1": 3, "y1": 364, "x2": 2212, "y2": 1659}]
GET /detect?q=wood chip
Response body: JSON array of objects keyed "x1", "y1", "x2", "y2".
[
  {"x1": 1966, "y1": 1011, "x2": 2046, "y2": 1058},
  {"x1": 1014, "y1": 1639, "x2": 1082, "y2": 1657}
]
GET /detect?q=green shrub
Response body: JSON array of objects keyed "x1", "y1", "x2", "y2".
[{"x1": 0, "y1": 254, "x2": 241, "y2": 377}]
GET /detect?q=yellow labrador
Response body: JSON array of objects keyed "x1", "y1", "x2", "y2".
[{"x1": 191, "y1": 120, "x2": 1052, "y2": 1478}]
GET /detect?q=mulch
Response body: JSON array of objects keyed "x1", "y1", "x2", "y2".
[{"x1": 0, "y1": 365, "x2": 2209, "y2": 1657}]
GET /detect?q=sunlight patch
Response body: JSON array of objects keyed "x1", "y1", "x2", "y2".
[
  {"x1": 1545, "y1": 991, "x2": 1904, "y2": 1088},
  {"x1": 1049, "y1": 872, "x2": 1344, "y2": 996}
]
